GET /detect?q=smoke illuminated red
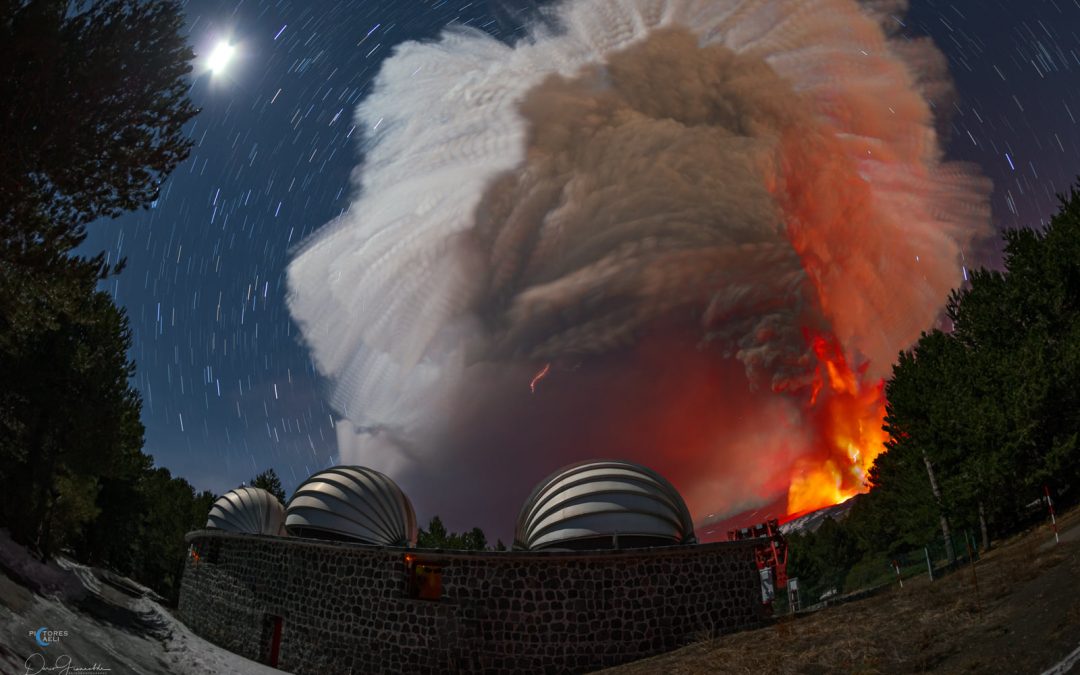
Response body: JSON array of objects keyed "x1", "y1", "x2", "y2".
[
  {"x1": 769, "y1": 120, "x2": 898, "y2": 517},
  {"x1": 787, "y1": 332, "x2": 888, "y2": 516}
]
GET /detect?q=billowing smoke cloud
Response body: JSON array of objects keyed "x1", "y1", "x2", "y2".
[{"x1": 286, "y1": 0, "x2": 989, "y2": 538}]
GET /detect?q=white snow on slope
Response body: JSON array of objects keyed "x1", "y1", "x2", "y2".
[{"x1": 0, "y1": 529, "x2": 279, "y2": 675}]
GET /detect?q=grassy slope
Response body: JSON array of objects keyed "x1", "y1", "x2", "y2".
[{"x1": 600, "y1": 507, "x2": 1080, "y2": 674}]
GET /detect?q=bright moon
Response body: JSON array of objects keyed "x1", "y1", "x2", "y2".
[{"x1": 207, "y1": 42, "x2": 235, "y2": 75}]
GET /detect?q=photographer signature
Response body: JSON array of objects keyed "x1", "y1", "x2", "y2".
[{"x1": 23, "y1": 653, "x2": 111, "y2": 675}]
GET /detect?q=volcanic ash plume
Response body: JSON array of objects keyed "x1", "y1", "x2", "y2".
[{"x1": 286, "y1": 0, "x2": 990, "y2": 533}]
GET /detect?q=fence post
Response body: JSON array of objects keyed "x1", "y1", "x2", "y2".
[
  {"x1": 924, "y1": 546, "x2": 934, "y2": 581},
  {"x1": 893, "y1": 560, "x2": 903, "y2": 589},
  {"x1": 1045, "y1": 485, "x2": 1060, "y2": 544},
  {"x1": 964, "y1": 536, "x2": 981, "y2": 611}
]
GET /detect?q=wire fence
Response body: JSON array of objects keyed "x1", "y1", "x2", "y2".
[{"x1": 777, "y1": 529, "x2": 984, "y2": 615}]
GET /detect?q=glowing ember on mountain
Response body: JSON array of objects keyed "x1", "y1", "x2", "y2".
[
  {"x1": 529, "y1": 363, "x2": 551, "y2": 394},
  {"x1": 787, "y1": 333, "x2": 888, "y2": 516}
]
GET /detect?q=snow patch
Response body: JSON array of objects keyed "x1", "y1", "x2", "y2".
[
  {"x1": 0, "y1": 529, "x2": 85, "y2": 601},
  {"x1": 141, "y1": 597, "x2": 283, "y2": 675}
]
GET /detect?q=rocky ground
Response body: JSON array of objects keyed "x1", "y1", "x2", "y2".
[{"x1": 601, "y1": 506, "x2": 1080, "y2": 674}]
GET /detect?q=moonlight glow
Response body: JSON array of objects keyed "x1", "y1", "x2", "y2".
[{"x1": 206, "y1": 42, "x2": 235, "y2": 75}]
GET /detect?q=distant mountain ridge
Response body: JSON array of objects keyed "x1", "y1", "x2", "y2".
[
  {"x1": 778, "y1": 498, "x2": 859, "y2": 536},
  {"x1": 696, "y1": 495, "x2": 860, "y2": 542}
]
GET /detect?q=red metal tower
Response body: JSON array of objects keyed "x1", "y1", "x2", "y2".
[{"x1": 728, "y1": 518, "x2": 789, "y2": 590}]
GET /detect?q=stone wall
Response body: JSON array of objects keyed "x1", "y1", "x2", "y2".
[{"x1": 178, "y1": 530, "x2": 766, "y2": 674}]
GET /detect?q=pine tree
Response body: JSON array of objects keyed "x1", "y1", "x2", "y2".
[
  {"x1": 0, "y1": 0, "x2": 198, "y2": 562},
  {"x1": 0, "y1": 0, "x2": 198, "y2": 254},
  {"x1": 251, "y1": 468, "x2": 288, "y2": 504}
]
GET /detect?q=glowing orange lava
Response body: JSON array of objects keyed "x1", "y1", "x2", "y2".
[{"x1": 787, "y1": 333, "x2": 888, "y2": 516}]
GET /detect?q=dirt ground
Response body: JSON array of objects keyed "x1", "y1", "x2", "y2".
[{"x1": 600, "y1": 507, "x2": 1080, "y2": 675}]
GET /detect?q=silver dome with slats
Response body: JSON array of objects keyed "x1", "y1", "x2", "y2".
[
  {"x1": 515, "y1": 459, "x2": 696, "y2": 551},
  {"x1": 285, "y1": 466, "x2": 417, "y2": 546},
  {"x1": 206, "y1": 487, "x2": 287, "y2": 536}
]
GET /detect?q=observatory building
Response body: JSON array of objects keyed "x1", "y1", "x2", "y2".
[
  {"x1": 179, "y1": 461, "x2": 765, "y2": 674},
  {"x1": 284, "y1": 465, "x2": 417, "y2": 546},
  {"x1": 205, "y1": 486, "x2": 286, "y2": 536},
  {"x1": 515, "y1": 459, "x2": 697, "y2": 551}
]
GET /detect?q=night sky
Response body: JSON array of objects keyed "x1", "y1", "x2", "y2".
[{"x1": 80, "y1": 0, "x2": 1080, "y2": 529}]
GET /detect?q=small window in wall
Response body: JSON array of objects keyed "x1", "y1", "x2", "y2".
[{"x1": 404, "y1": 554, "x2": 443, "y2": 600}]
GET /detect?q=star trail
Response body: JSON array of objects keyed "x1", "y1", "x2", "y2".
[{"x1": 80, "y1": 0, "x2": 1080, "y2": 508}]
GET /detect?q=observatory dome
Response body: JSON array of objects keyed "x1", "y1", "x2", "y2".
[
  {"x1": 515, "y1": 460, "x2": 696, "y2": 551},
  {"x1": 285, "y1": 466, "x2": 417, "y2": 546},
  {"x1": 206, "y1": 487, "x2": 286, "y2": 536}
]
